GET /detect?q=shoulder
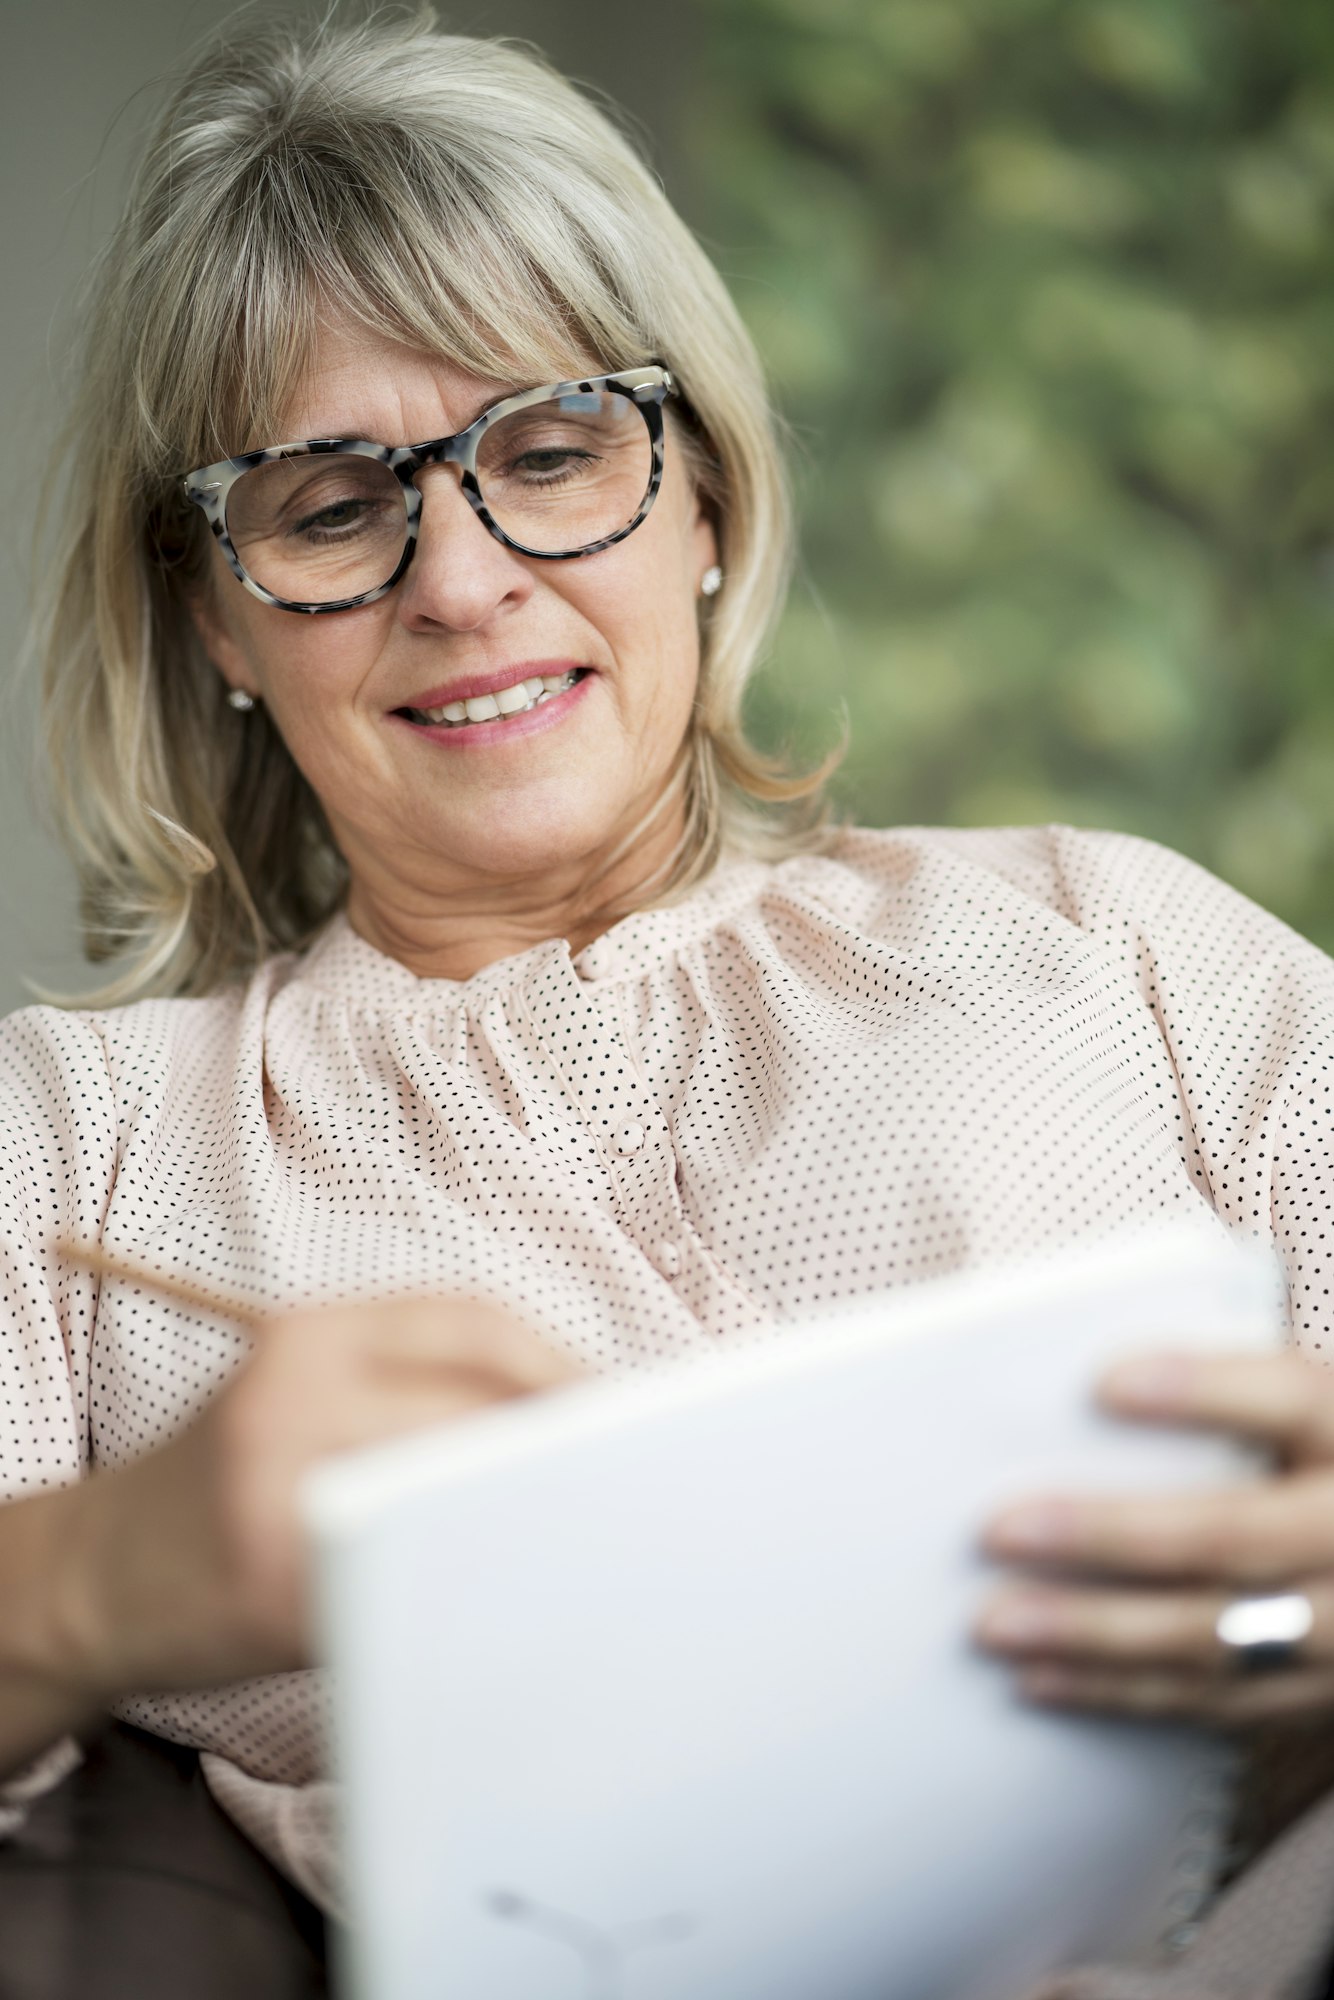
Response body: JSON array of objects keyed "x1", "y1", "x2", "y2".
[
  {"x1": 0, "y1": 953, "x2": 293, "y2": 1137},
  {"x1": 822, "y1": 822, "x2": 1330, "y2": 964},
  {"x1": 816, "y1": 820, "x2": 1334, "y2": 1024},
  {"x1": 825, "y1": 820, "x2": 1231, "y2": 910}
]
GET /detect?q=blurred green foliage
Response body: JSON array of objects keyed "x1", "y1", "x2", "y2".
[{"x1": 691, "y1": 0, "x2": 1334, "y2": 946}]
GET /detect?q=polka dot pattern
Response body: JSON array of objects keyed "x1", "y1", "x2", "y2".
[{"x1": 1, "y1": 821, "x2": 1332, "y2": 1987}]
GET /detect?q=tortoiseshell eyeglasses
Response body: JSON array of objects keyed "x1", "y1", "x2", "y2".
[{"x1": 180, "y1": 364, "x2": 676, "y2": 615}]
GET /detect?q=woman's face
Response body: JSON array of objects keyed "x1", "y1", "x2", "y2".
[{"x1": 190, "y1": 321, "x2": 719, "y2": 928}]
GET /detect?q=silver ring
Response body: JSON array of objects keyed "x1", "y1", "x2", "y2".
[{"x1": 1215, "y1": 1591, "x2": 1314, "y2": 1674}]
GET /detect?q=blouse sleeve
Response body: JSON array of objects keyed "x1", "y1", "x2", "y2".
[
  {"x1": 988, "y1": 829, "x2": 1334, "y2": 1999},
  {"x1": 0, "y1": 1003, "x2": 119, "y2": 1830},
  {"x1": 932, "y1": 822, "x2": 1334, "y2": 1353},
  {"x1": 1055, "y1": 826, "x2": 1334, "y2": 1351}
]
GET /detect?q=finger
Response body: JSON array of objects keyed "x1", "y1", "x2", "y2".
[
  {"x1": 983, "y1": 1467, "x2": 1334, "y2": 1584},
  {"x1": 1097, "y1": 1350, "x2": 1334, "y2": 1463},
  {"x1": 1013, "y1": 1660, "x2": 1334, "y2": 1728},
  {"x1": 337, "y1": 1374, "x2": 542, "y2": 1445},
  {"x1": 376, "y1": 1297, "x2": 583, "y2": 1391},
  {"x1": 974, "y1": 1578, "x2": 1334, "y2": 1671},
  {"x1": 266, "y1": 1295, "x2": 582, "y2": 1393},
  {"x1": 369, "y1": 1349, "x2": 575, "y2": 1399}
]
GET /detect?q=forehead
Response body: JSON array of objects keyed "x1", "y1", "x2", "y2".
[{"x1": 273, "y1": 320, "x2": 583, "y2": 445}]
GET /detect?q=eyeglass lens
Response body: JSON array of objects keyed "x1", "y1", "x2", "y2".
[{"x1": 223, "y1": 387, "x2": 654, "y2": 605}]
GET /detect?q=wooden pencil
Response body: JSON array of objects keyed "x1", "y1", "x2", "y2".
[{"x1": 54, "y1": 1238, "x2": 257, "y2": 1328}]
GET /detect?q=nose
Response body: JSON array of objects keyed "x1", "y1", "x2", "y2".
[{"x1": 394, "y1": 462, "x2": 535, "y2": 632}]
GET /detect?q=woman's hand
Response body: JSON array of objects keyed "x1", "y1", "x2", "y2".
[
  {"x1": 56, "y1": 1295, "x2": 580, "y2": 1704},
  {"x1": 973, "y1": 1350, "x2": 1334, "y2": 1726}
]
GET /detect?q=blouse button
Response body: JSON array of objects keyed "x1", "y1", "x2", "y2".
[
  {"x1": 655, "y1": 1239, "x2": 683, "y2": 1279},
  {"x1": 615, "y1": 1122, "x2": 646, "y2": 1156}
]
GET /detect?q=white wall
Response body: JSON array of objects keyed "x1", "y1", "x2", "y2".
[{"x1": 0, "y1": 0, "x2": 696, "y2": 1012}]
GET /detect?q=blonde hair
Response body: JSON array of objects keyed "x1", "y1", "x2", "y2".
[{"x1": 36, "y1": 4, "x2": 842, "y2": 1002}]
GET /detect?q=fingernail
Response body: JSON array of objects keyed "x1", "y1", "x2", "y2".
[
  {"x1": 1101, "y1": 1355, "x2": 1195, "y2": 1408},
  {"x1": 976, "y1": 1597, "x2": 1063, "y2": 1647},
  {"x1": 1017, "y1": 1665, "x2": 1073, "y2": 1701},
  {"x1": 986, "y1": 1503, "x2": 1076, "y2": 1552}
]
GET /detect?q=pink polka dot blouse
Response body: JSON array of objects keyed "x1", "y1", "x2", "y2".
[{"x1": 2, "y1": 823, "x2": 1333, "y2": 1997}]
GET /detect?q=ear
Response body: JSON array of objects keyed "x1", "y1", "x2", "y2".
[
  {"x1": 690, "y1": 491, "x2": 720, "y2": 586},
  {"x1": 185, "y1": 577, "x2": 259, "y2": 706}
]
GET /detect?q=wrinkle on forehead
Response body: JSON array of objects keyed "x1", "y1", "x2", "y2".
[{"x1": 262, "y1": 314, "x2": 601, "y2": 450}]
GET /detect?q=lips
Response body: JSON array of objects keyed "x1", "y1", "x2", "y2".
[
  {"x1": 405, "y1": 669, "x2": 581, "y2": 727},
  {"x1": 389, "y1": 664, "x2": 594, "y2": 747},
  {"x1": 392, "y1": 661, "x2": 593, "y2": 711}
]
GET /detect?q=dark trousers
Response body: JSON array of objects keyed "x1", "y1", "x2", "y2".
[{"x1": 0, "y1": 1722, "x2": 329, "y2": 1999}]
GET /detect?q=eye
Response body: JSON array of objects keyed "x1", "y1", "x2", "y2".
[
  {"x1": 501, "y1": 444, "x2": 600, "y2": 486},
  {"x1": 293, "y1": 495, "x2": 377, "y2": 535}
]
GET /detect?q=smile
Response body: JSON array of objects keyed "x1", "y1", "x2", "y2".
[{"x1": 400, "y1": 668, "x2": 584, "y2": 729}]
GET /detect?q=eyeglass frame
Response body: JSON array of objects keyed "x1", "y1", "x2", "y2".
[{"x1": 179, "y1": 363, "x2": 677, "y2": 616}]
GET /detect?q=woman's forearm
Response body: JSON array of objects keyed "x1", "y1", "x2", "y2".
[
  {"x1": 0, "y1": 1483, "x2": 105, "y2": 1781},
  {"x1": 0, "y1": 1292, "x2": 582, "y2": 1786}
]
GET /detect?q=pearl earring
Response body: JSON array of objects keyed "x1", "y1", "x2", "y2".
[
  {"x1": 227, "y1": 689, "x2": 256, "y2": 712},
  {"x1": 700, "y1": 565, "x2": 723, "y2": 597}
]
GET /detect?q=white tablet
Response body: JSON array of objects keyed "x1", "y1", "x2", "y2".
[{"x1": 302, "y1": 1224, "x2": 1280, "y2": 2000}]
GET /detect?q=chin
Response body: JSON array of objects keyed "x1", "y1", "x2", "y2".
[{"x1": 427, "y1": 805, "x2": 627, "y2": 883}]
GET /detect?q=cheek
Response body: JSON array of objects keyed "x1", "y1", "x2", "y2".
[
  {"x1": 643, "y1": 585, "x2": 704, "y2": 727},
  {"x1": 240, "y1": 602, "x2": 385, "y2": 716},
  {"x1": 592, "y1": 533, "x2": 702, "y2": 700},
  {"x1": 588, "y1": 456, "x2": 707, "y2": 675},
  {"x1": 601, "y1": 586, "x2": 700, "y2": 749},
  {"x1": 228, "y1": 607, "x2": 402, "y2": 810}
]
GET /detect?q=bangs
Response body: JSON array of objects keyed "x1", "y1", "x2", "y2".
[{"x1": 156, "y1": 106, "x2": 657, "y2": 473}]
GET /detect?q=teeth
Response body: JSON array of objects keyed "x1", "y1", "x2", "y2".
[{"x1": 409, "y1": 669, "x2": 580, "y2": 729}]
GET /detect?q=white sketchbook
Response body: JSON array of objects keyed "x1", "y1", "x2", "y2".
[{"x1": 302, "y1": 1224, "x2": 1282, "y2": 2000}]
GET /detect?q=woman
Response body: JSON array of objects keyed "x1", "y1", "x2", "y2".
[{"x1": 2, "y1": 10, "x2": 1334, "y2": 1997}]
